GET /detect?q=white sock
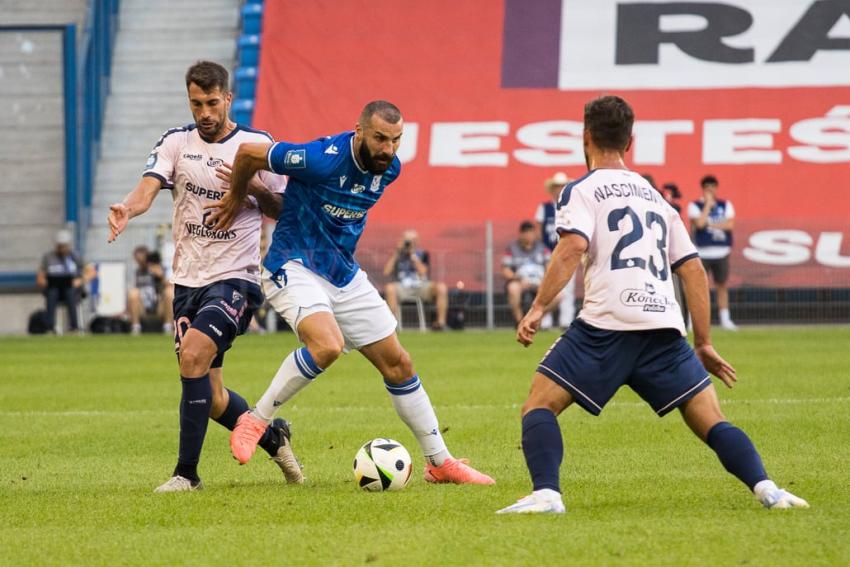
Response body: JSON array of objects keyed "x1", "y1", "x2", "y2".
[
  {"x1": 753, "y1": 479, "x2": 778, "y2": 497},
  {"x1": 253, "y1": 347, "x2": 323, "y2": 422},
  {"x1": 720, "y1": 308, "x2": 732, "y2": 323},
  {"x1": 384, "y1": 375, "x2": 451, "y2": 466},
  {"x1": 533, "y1": 488, "x2": 562, "y2": 501}
]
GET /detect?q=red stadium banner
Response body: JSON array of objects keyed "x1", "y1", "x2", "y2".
[{"x1": 254, "y1": 0, "x2": 850, "y2": 289}]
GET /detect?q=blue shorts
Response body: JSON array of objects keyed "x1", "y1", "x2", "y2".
[
  {"x1": 172, "y1": 279, "x2": 263, "y2": 368},
  {"x1": 537, "y1": 319, "x2": 710, "y2": 416}
]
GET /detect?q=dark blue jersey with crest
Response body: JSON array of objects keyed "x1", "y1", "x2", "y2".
[{"x1": 265, "y1": 131, "x2": 401, "y2": 287}]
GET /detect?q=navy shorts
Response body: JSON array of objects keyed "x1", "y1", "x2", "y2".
[
  {"x1": 172, "y1": 278, "x2": 263, "y2": 368},
  {"x1": 537, "y1": 319, "x2": 711, "y2": 416}
]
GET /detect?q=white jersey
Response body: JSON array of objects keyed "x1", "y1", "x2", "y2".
[
  {"x1": 143, "y1": 124, "x2": 285, "y2": 288},
  {"x1": 555, "y1": 168, "x2": 698, "y2": 335}
]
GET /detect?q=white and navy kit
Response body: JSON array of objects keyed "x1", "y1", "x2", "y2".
[
  {"x1": 687, "y1": 198, "x2": 734, "y2": 284},
  {"x1": 535, "y1": 201, "x2": 559, "y2": 251},
  {"x1": 143, "y1": 123, "x2": 285, "y2": 364},
  {"x1": 261, "y1": 131, "x2": 400, "y2": 349},
  {"x1": 538, "y1": 169, "x2": 710, "y2": 416},
  {"x1": 687, "y1": 199, "x2": 734, "y2": 260}
]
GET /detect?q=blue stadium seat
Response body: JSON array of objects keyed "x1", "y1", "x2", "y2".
[
  {"x1": 241, "y1": 3, "x2": 263, "y2": 35},
  {"x1": 238, "y1": 34, "x2": 260, "y2": 67},
  {"x1": 235, "y1": 66, "x2": 257, "y2": 100},
  {"x1": 232, "y1": 99, "x2": 254, "y2": 126}
]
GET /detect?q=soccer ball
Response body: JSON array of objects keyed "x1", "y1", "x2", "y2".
[{"x1": 353, "y1": 438, "x2": 413, "y2": 492}]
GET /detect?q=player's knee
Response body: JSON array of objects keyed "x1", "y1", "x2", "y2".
[
  {"x1": 179, "y1": 340, "x2": 215, "y2": 377},
  {"x1": 435, "y1": 282, "x2": 448, "y2": 297}
]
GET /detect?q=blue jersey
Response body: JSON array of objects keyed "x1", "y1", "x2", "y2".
[{"x1": 264, "y1": 131, "x2": 401, "y2": 287}]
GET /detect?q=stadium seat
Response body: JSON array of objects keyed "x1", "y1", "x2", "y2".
[
  {"x1": 395, "y1": 297, "x2": 428, "y2": 332},
  {"x1": 232, "y1": 99, "x2": 254, "y2": 125},
  {"x1": 241, "y1": 3, "x2": 263, "y2": 35},
  {"x1": 235, "y1": 66, "x2": 257, "y2": 100},
  {"x1": 238, "y1": 34, "x2": 260, "y2": 67}
]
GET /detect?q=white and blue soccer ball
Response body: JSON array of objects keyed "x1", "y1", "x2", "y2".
[{"x1": 353, "y1": 438, "x2": 413, "y2": 492}]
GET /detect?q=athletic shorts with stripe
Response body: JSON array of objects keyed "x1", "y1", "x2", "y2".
[
  {"x1": 537, "y1": 319, "x2": 711, "y2": 416},
  {"x1": 172, "y1": 278, "x2": 263, "y2": 368},
  {"x1": 261, "y1": 261, "x2": 397, "y2": 351}
]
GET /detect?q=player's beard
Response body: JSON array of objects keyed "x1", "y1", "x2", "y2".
[
  {"x1": 197, "y1": 115, "x2": 224, "y2": 141},
  {"x1": 359, "y1": 142, "x2": 393, "y2": 174}
]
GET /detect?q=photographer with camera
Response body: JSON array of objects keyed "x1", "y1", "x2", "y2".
[
  {"x1": 128, "y1": 245, "x2": 174, "y2": 335},
  {"x1": 383, "y1": 229, "x2": 448, "y2": 330}
]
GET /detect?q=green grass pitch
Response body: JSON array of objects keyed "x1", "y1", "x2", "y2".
[{"x1": 1, "y1": 327, "x2": 848, "y2": 565}]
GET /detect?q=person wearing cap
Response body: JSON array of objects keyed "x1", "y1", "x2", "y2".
[
  {"x1": 502, "y1": 220, "x2": 558, "y2": 327},
  {"x1": 534, "y1": 172, "x2": 577, "y2": 328},
  {"x1": 36, "y1": 229, "x2": 84, "y2": 333}
]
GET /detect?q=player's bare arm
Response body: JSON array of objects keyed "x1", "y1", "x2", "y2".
[
  {"x1": 675, "y1": 257, "x2": 737, "y2": 387},
  {"x1": 213, "y1": 142, "x2": 272, "y2": 230},
  {"x1": 710, "y1": 218, "x2": 735, "y2": 231},
  {"x1": 107, "y1": 175, "x2": 162, "y2": 243},
  {"x1": 517, "y1": 233, "x2": 586, "y2": 347},
  {"x1": 205, "y1": 161, "x2": 283, "y2": 222}
]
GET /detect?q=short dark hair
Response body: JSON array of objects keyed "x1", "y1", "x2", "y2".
[
  {"x1": 701, "y1": 174, "x2": 718, "y2": 187},
  {"x1": 584, "y1": 95, "x2": 634, "y2": 151},
  {"x1": 519, "y1": 220, "x2": 535, "y2": 233},
  {"x1": 185, "y1": 61, "x2": 229, "y2": 93},
  {"x1": 359, "y1": 100, "x2": 402, "y2": 126}
]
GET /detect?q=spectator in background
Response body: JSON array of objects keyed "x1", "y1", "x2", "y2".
[
  {"x1": 534, "y1": 172, "x2": 577, "y2": 329},
  {"x1": 502, "y1": 220, "x2": 558, "y2": 327},
  {"x1": 36, "y1": 229, "x2": 84, "y2": 334},
  {"x1": 128, "y1": 245, "x2": 174, "y2": 335},
  {"x1": 383, "y1": 229, "x2": 448, "y2": 330},
  {"x1": 662, "y1": 182, "x2": 683, "y2": 214},
  {"x1": 688, "y1": 175, "x2": 737, "y2": 331}
]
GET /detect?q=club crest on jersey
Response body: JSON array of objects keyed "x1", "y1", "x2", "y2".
[
  {"x1": 284, "y1": 149, "x2": 306, "y2": 168},
  {"x1": 145, "y1": 151, "x2": 157, "y2": 170},
  {"x1": 207, "y1": 158, "x2": 223, "y2": 168},
  {"x1": 351, "y1": 184, "x2": 366, "y2": 194},
  {"x1": 324, "y1": 144, "x2": 339, "y2": 155},
  {"x1": 370, "y1": 176, "x2": 382, "y2": 192}
]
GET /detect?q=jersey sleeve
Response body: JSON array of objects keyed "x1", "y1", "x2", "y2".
[
  {"x1": 267, "y1": 139, "x2": 334, "y2": 183},
  {"x1": 257, "y1": 169, "x2": 287, "y2": 194},
  {"x1": 687, "y1": 201, "x2": 701, "y2": 220},
  {"x1": 534, "y1": 203, "x2": 545, "y2": 224},
  {"x1": 669, "y1": 213, "x2": 700, "y2": 270},
  {"x1": 555, "y1": 183, "x2": 595, "y2": 243},
  {"x1": 143, "y1": 129, "x2": 182, "y2": 188}
]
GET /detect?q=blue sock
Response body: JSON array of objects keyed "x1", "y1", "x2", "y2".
[
  {"x1": 706, "y1": 421, "x2": 769, "y2": 490},
  {"x1": 521, "y1": 408, "x2": 563, "y2": 493},
  {"x1": 213, "y1": 388, "x2": 279, "y2": 457},
  {"x1": 174, "y1": 375, "x2": 212, "y2": 482}
]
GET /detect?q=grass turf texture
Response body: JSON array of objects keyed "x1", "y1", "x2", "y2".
[{"x1": 1, "y1": 327, "x2": 848, "y2": 566}]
